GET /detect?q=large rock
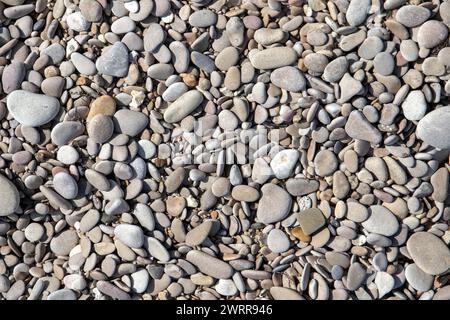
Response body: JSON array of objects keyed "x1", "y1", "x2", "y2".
[{"x1": 416, "y1": 107, "x2": 450, "y2": 149}]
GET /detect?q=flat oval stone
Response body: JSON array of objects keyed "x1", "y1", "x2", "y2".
[
  {"x1": 270, "y1": 149, "x2": 299, "y2": 179},
  {"x1": 406, "y1": 232, "x2": 450, "y2": 275},
  {"x1": 416, "y1": 106, "x2": 450, "y2": 149},
  {"x1": 113, "y1": 109, "x2": 149, "y2": 137},
  {"x1": 50, "y1": 121, "x2": 85, "y2": 146},
  {"x1": 188, "y1": 9, "x2": 217, "y2": 27},
  {"x1": 286, "y1": 178, "x2": 319, "y2": 196},
  {"x1": 53, "y1": 172, "x2": 78, "y2": 200},
  {"x1": 186, "y1": 250, "x2": 233, "y2": 279},
  {"x1": 47, "y1": 289, "x2": 77, "y2": 300},
  {"x1": 50, "y1": 230, "x2": 79, "y2": 256},
  {"x1": 145, "y1": 236, "x2": 170, "y2": 262},
  {"x1": 417, "y1": 20, "x2": 448, "y2": 48},
  {"x1": 256, "y1": 184, "x2": 292, "y2": 224},
  {"x1": 395, "y1": 5, "x2": 430, "y2": 27},
  {"x1": 250, "y1": 47, "x2": 297, "y2": 69},
  {"x1": 401, "y1": 90, "x2": 427, "y2": 121},
  {"x1": 267, "y1": 229, "x2": 290, "y2": 253},
  {"x1": 405, "y1": 263, "x2": 434, "y2": 291},
  {"x1": 114, "y1": 224, "x2": 144, "y2": 248},
  {"x1": 270, "y1": 66, "x2": 306, "y2": 92},
  {"x1": 231, "y1": 185, "x2": 260, "y2": 202},
  {"x1": 163, "y1": 90, "x2": 203, "y2": 123},
  {"x1": 270, "y1": 287, "x2": 304, "y2": 300},
  {"x1": 346, "y1": 0, "x2": 371, "y2": 27},
  {"x1": 185, "y1": 220, "x2": 215, "y2": 246},
  {"x1": 362, "y1": 205, "x2": 399, "y2": 236},
  {"x1": 87, "y1": 114, "x2": 114, "y2": 143},
  {"x1": 96, "y1": 42, "x2": 129, "y2": 77},
  {"x1": 0, "y1": 174, "x2": 20, "y2": 216},
  {"x1": 7, "y1": 90, "x2": 60, "y2": 127}
]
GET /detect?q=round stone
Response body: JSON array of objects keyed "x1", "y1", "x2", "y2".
[
  {"x1": 395, "y1": 5, "x2": 430, "y2": 27},
  {"x1": 0, "y1": 174, "x2": 20, "y2": 216},
  {"x1": 270, "y1": 149, "x2": 300, "y2": 179},
  {"x1": 57, "y1": 145, "x2": 79, "y2": 165},
  {"x1": 416, "y1": 106, "x2": 450, "y2": 149},
  {"x1": 405, "y1": 263, "x2": 434, "y2": 292},
  {"x1": 87, "y1": 114, "x2": 114, "y2": 143},
  {"x1": 270, "y1": 66, "x2": 306, "y2": 92},
  {"x1": 50, "y1": 230, "x2": 79, "y2": 256},
  {"x1": 256, "y1": 184, "x2": 292, "y2": 224},
  {"x1": 163, "y1": 90, "x2": 204, "y2": 123},
  {"x1": 362, "y1": 205, "x2": 399, "y2": 237},
  {"x1": 250, "y1": 47, "x2": 297, "y2": 69},
  {"x1": 417, "y1": 20, "x2": 448, "y2": 49},
  {"x1": 7, "y1": 90, "x2": 60, "y2": 127},
  {"x1": 53, "y1": 172, "x2": 78, "y2": 200},
  {"x1": 401, "y1": 90, "x2": 427, "y2": 121},
  {"x1": 114, "y1": 224, "x2": 144, "y2": 248},
  {"x1": 406, "y1": 232, "x2": 450, "y2": 275},
  {"x1": 267, "y1": 229, "x2": 290, "y2": 253},
  {"x1": 24, "y1": 223, "x2": 44, "y2": 242},
  {"x1": 314, "y1": 150, "x2": 338, "y2": 177}
]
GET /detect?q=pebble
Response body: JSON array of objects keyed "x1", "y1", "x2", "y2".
[
  {"x1": 0, "y1": 174, "x2": 20, "y2": 216},
  {"x1": 50, "y1": 230, "x2": 79, "y2": 256},
  {"x1": 297, "y1": 208, "x2": 326, "y2": 235},
  {"x1": 346, "y1": 0, "x2": 371, "y2": 27},
  {"x1": 87, "y1": 114, "x2": 114, "y2": 143},
  {"x1": 250, "y1": 47, "x2": 297, "y2": 69},
  {"x1": 345, "y1": 110, "x2": 382, "y2": 145},
  {"x1": 113, "y1": 109, "x2": 148, "y2": 137},
  {"x1": 7, "y1": 90, "x2": 60, "y2": 127},
  {"x1": 186, "y1": 250, "x2": 233, "y2": 279},
  {"x1": 270, "y1": 66, "x2": 306, "y2": 92},
  {"x1": 96, "y1": 42, "x2": 129, "y2": 77},
  {"x1": 362, "y1": 205, "x2": 399, "y2": 237},
  {"x1": 164, "y1": 91, "x2": 203, "y2": 123},
  {"x1": 257, "y1": 184, "x2": 292, "y2": 224},
  {"x1": 53, "y1": 172, "x2": 78, "y2": 199},
  {"x1": 416, "y1": 107, "x2": 450, "y2": 149},
  {"x1": 267, "y1": 229, "x2": 290, "y2": 253},
  {"x1": 406, "y1": 232, "x2": 450, "y2": 275},
  {"x1": 417, "y1": 20, "x2": 448, "y2": 49},
  {"x1": 270, "y1": 149, "x2": 299, "y2": 179},
  {"x1": 395, "y1": 5, "x2": 430, "y2": 27},
  {"x1": 402, "y1": 90, "x2": 427, "y2": 121},
  {"x1": 405, "y1": 263, "x2": 434, "y2": 292}
]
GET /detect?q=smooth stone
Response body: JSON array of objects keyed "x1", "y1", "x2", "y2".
[
  {"x1": 431, "y1": 167, "x2": 449, "y2": 202},
  {"x1": 406, "y1": 232, "x2": 450, "y2": 275},
  {"x1": 416, "y1": 106, "x2": 450, "y2": 149},
  {"x1": 375, "y1": 272, "x2": 395, "y2": 298},
  {"x1": 2, "y1": 61, "x2": 25, "y2": 94},
  {"x1": 96, "y1": 281, "x2": 130, "y2": 300},
  {"x1": 47, "y1": 289, "x2": 77, "y2": 300},
  {"x1": 215, "y1": 279, "x2": 237, "y2": 296},
  {"x1": 346, "y1": 0, "x2": 371, "y2": 27},
  {"x1": 249, "y1": 47, "x2": 297, "y2": 69},
  {"x1": 270, "y1": 287, "x2": 304, "y2": 300},
  {"x1": 111, "y1": 16, "x2": 135, "y2": 34},
  {"x1": 165, "y1": 167, "x2": 185, "y2": 193},
  {"x1": 24, "y1": 223, "x2": 44, "y2": 242},
  {"x1": 346, "y1": 202, "x2": 369, "y2": 222},
  {"x1": 114, "y1": 224, "x2": 144, "y2": 248},
  {"x1": 145, "y1": 237, "x2": 170, "y2": 262},
  {"x1": 53, "y1": 172, "x2": 78, "y2": 200},
  {"x1": 314, "y1": 149, "x2": 338, "y2": 177},
  {"x1": 113, "y1": 109, "x2": 148, "y2": 137},
  {"x1": 270, "y1": 66, "x2": 306, "y2": 92},
  {"x1": 71, "y1": 52, "x2": 96, "y2": 75},
  {"x1": 164, "y1": 90, "x2": 203, "y2": 123},
  {"x1": 358, "y1": 37, "x2": 384, "y2": 60},
  {"x1": 96, "y1": 42, "x2": 129, "y2": 77},
  {"x1": 345, "y1": 110, "x2": 382, "y2": 144},
  {"x1": 256, "y1": 184, "x2": 292, "y2": 224},
  {"x1": 362, "y1": 205, "x2": 399, "y2": 237},
  {"x1": 87, "y1": 114, "x2": 114, "y2": 143},
  {"x1": 42, "y1": 44, "x2": 65, "y2": 64},
  {"x1": 143, "y1": 23, "x2": 165, "y2": 52},
  {"x1": 131, "y1": 269, "x2": 149, "y2": 293},
  {"x1": 50, "y1": 121, "x2": 85, "y2": 146},
  {"x1": 64, "y1": 274, "x2": 87, "y2": 291},
  {"x1": 133, "y1": 203, "x2": 155, "y2": 232},
  {"x1": 87, "y1": 95, "x2": 116, "y2": 121},
  {"x1": 401, "y1": 90, "x2": 427, "y2": 121},
  {"x1": 84, "y1": 169, "x2": 110, "y2": 191},
  {"x1": 162, "y1": 82, "x2": 188, "y2": 102},
  {"x1": 395, "y1": 5, "x2": 430, "y2": 27},
  {"x1": 267, "y1": 229, "x2": 290, "y2": 253},
  {"x1": 188, "y1": 9, "x2": 217, "y2": 27},
  {"x1": 185, "y1": 220, "x2": 215, "y2": 246},
  {"x1": 270, "y1": 149, "x2": 299, "y2": 179},
  {"x1": 215, "y1": 47, "x2": 239, "y2": 71},
  {"x1": 373, "y1": 52, "x2": 394, "y2": 75},
  {"x1": 297, "y1": 208, "x2": 326, "y2": 236},
  {"x1": 346, "y1": 262, "x2": 366, "y2": 291},
  {"x1": 323, "y1": 57, "x2": 348, "y2": 83},
  {"x1": 231, "y1": 185, "x2": 260, "y2": 202},
  {"x1": 50, "y1": 230, "x2": 79, "y2": 256},
  {"x1": 254, "y1": 28, "x2": 285, "y2": 46},
  {"x1": 338, "y1": 73, "x2": 363, "y2": 103},
  {"x1": 405, "y1": 263, "x2": 434, "y2": 292},
  {"x1": 400, "y1": 40, "x2": 419, "y2": 62},
  {"x1": 186, "y1": 250, "x2": 233, "y2": 279},
  {"x1": 7, "y1": 90, "x2": 60, "y2": 127},
  {"x1": 0, "y1": 174, "x2": 20, "y2": 216},
  {"x1": 66, "y1": 12, "x2": 90, "y2": 31},
  {"x1": 79, "y1": 0, "x2": 103, "y2": 22},
  {"x1": 79, "y1": 209, "x2": 100, "y2": 233},
  {"x1": 285, "y1": 178, "x2": 319, "y2": 196},
  {"x1": 417, "y1": 20, "x2": 448, "y2": 49}
]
